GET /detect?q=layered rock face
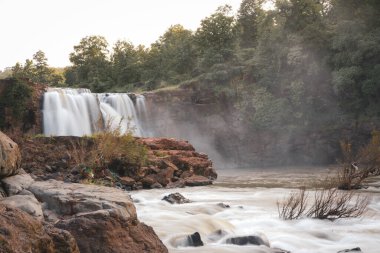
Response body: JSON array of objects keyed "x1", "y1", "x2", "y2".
[
  {"x1": 20, "y1": 136, "x2": 217, "y2": 189},
  {"x1": 0, "y1": 131, "x2": 21, "y2": 178}
]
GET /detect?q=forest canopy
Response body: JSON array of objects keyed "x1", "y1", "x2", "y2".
[{"x1": 5, "y1": 0, "x2": 380, "y2": 131}]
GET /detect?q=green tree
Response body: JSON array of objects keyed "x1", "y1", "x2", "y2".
[
  {"x1": 68, "y1": 36, "x2": 111, "y2": 90},
  {"x1": 145, "y1": 25, "x2": 195, "y2": 83},
  {"x1": 237, "y1": 0, "x2": 265, "y2": 48},
  {"x1": 32, "y1": 50, "x2": 53, "y2": 84},
  {"x1": 111, "y1": 40, "x2": 141, "y2": 85},
  {"x1": 195, "y1": 5, "x2": 237, "y2": 67}
]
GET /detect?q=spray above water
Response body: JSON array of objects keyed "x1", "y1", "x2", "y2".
[{"x1": 42, "y1": 88, "x2": 147, "y2": 136}]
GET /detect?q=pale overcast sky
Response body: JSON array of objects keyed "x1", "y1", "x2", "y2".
[{"x1": 0, "y1": 0, "x2": 243, "y2": 70}]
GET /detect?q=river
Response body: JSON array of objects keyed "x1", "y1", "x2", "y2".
[{"x1": 132, "y1": 167, "x2": 380, "y2": 253}]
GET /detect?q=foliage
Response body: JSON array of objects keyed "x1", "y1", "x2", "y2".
[
  {"x1": 10, "y1": 50, "x2": 64, "y2": 85},
  {"x1": 68, "y1": 36, "x2": 112, "y2": 91},
  {"x1": 0, "y1": 78, "x2": 32, "y2": 128},
  {"x1": 194, "y1": 5, "x2": 237, "y2": 68}
]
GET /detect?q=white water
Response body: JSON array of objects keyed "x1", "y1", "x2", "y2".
[
  {"x1": 43, "y1": 88, "x2": 145, "y2": 136},
  {"x1": 132, "y1": 168, "x2": 380, "y2": 253}
]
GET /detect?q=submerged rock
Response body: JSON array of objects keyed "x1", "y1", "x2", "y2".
[
  {"x1": 226, "y1": 235, "x2": 270, "y2": 247},
  {"x1": 337, "y1": 248, "x2": 362, "y2": 253},
  {"x1": 0, "y1": 131, "x2": 21, "y2": 178},
  {"x1": 186, "y1": 232, "x2": 204, "y2": 247},
  {"x1": 217, "y1": 202, "x2": 230, "y2": 208},
  {"x1": 162, "y1": 192, "x2": 191, "y2": 204}
]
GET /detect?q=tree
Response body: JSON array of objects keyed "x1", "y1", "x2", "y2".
[
  {"x1": 68, "y1": 36, "x2": 111, "y2": 90},
  {"x1": 145, "y1": 24, "x2": 195, "y2": 82},
  {"x1": 237, "y1": 0, "x2": 265, "y2": 48},
  {"x1": 195, "y1": 5, "x2": 237, "y2": 67},
  {"x1": 111, "y1": 40, "x2": 141, "y2": 85},
  {"x1": 32, "y1": 50, "x2": 53, "y2": 84}
]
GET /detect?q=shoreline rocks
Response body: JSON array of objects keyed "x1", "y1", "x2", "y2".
[{"x1": 20, "y1": 136, "x2": 217, "y2": 190}]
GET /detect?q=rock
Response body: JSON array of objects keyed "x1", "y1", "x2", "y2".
[
  {"x1": 1, "y1": 172, "x2": 34, "y2": 195},
  {"x1": 0, "y1": 185, "x2": 6, "y2": 198},
  {"x1": 185, "y1": 175, "x2": 213, "y2": 186},
  {"x1": 226, "y1": 235, "x2": 270, "y2": 247},
  {"x1": 55, "y1": 211, "x2": 168, "y2": 253},
  {"x1": 337, "y1": 248, "x2": 362, "y2": 253},
  {"x1": 44, "y1": 224, "x2": 81, "y2": 253},
  {"x1": 0, "y1": 131, "x2": 21, "y2": 178},
  {"x1": 119, "y1": 176, "x2": 136, "y2": 186},
  {"x1": 167, "y1": 178, "x2": 186, "y2": 188},
  {"x1": 0, "y1": 204, "x2": 79, "y2": 253},
  {"x1": 162, "y1": 192, "x2": 191, "y2": 204},
  {"x1": 208, "y1": 229, "x2": 228, "y2": 242},
  {"x1": 28, "y1": 179, "x2": 167, "y2": 252},
  {"x1": 186, "y1": 232, "x2": 204, "y2": 247},
  {"x1": 140, "y1": 138, "x2": 195, "y2": 151},
  {"x1": 0, "y1": 194, "x2": 43, "y2": 220},
  {"x1": 141, "y1": 174, "x2": 158, "y2": 188},
  {"x1": 28, "y1": 180, "x2": 136, "y2": 218},
  {"x1": 217, "y1": 202, "x2": 230, "y2": 208},
  {"x1": 151, "y1": 182, "x2": 163, "y2": 189},
  {"x1": 156, "y1": 167, "x2": 177, "y2": 186}
]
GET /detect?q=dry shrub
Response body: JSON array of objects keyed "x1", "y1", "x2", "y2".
[
  {"x1": 277, "y1": 187, "x2": 308, "y2": 220},
  {"x1": 306, "y1": 188, "x2": 369, "y2": 220},
  {"x1": 67, "y1": 119, "x2": 147, "y2": 180},
  {"x1": 278, "y1": 188, "x2": 370, "y2": 220},
  {"x1": 337, "y1": 131, "x2": 380, "y2": 190},
  {"x1": 70, "y1": 138, "x2": 92, "y2": 165}
]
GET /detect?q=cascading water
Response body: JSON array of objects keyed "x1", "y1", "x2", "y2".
[{"x1": 42, "y1": 88, "x2": 147, "y2": 136}]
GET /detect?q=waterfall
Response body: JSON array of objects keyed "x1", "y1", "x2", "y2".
[{"x1": 42, "y1": 88, "x2": 146, "y2": 137}]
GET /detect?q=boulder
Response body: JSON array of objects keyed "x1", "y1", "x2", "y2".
[
  {"x1": 1, "y1": 172, "x2": 34, "y2": 195},
  {"x1": 0, "y1": 131, "x2": 21, "y2": 178},
  {"x1": 140, "y1": 138, "x2": 195, "y2": 151},
  {"x1": 119, "y1": 176, "x2": 136, "y2": 186},
  {"x1": 0, "y1": 204, "x2": 79, "y2": 253},
  {"x1": 0, "y1": 194, "x2": 43, "y2": 220},
  {"x1": 185, "y1": 175, "x2": 213, "y2": 186},
  {"x1": 186, "y1": 232, "x2": 204, "y2": 247},
  {"x1": 162, "y1": 192, "x2": 191, "y2": 204},
  {"x1": 28, "y1": 180, "x2": 136, "y2": 218},
  {"x1": 226, "y1": 235, "x2": 270, "y2": 247},
  {"x1": 27, "y1": 179, "x2": 168, "y2": 253},
  {"x1": 337, "y1": 248, "x2": 362, "y2": 253},
  {"x1": 55, "y1": 211, "x2": 168, "y2": 253}
]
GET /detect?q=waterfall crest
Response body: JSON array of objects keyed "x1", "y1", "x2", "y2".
[{"x1": 43, "y1": 88, "x2": 147, "y2": 136}]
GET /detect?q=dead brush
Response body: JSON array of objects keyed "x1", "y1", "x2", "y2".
[
  {"x1": 336, "y1": 131, "x2": 380, "y2": 190},
  {"x1": 278, "y1": 188, "x2": 370, "y2": 220},
  {"x1": 277, "y1": 187, "x2": 308, "y2": 220}
]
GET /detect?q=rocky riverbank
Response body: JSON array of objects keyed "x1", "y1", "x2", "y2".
[
  {"x1": 1, "y1": 130, "x2": 217, "y2": 252},
  {"x1": 20, "y1": 136, "x2": 217, "y2": 190}
]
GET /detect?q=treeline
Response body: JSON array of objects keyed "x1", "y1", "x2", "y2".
[{"x1": 8, "y1": 0, "x2": 380, "y2": 130}]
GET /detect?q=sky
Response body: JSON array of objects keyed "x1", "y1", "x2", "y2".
[{"x1": 0, "y1": 0, "x2": 243, "y2": 70}]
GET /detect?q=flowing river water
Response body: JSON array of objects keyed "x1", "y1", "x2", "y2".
[{"x1": 132, "y1": 167, "x2": 380, "y2": 253}]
